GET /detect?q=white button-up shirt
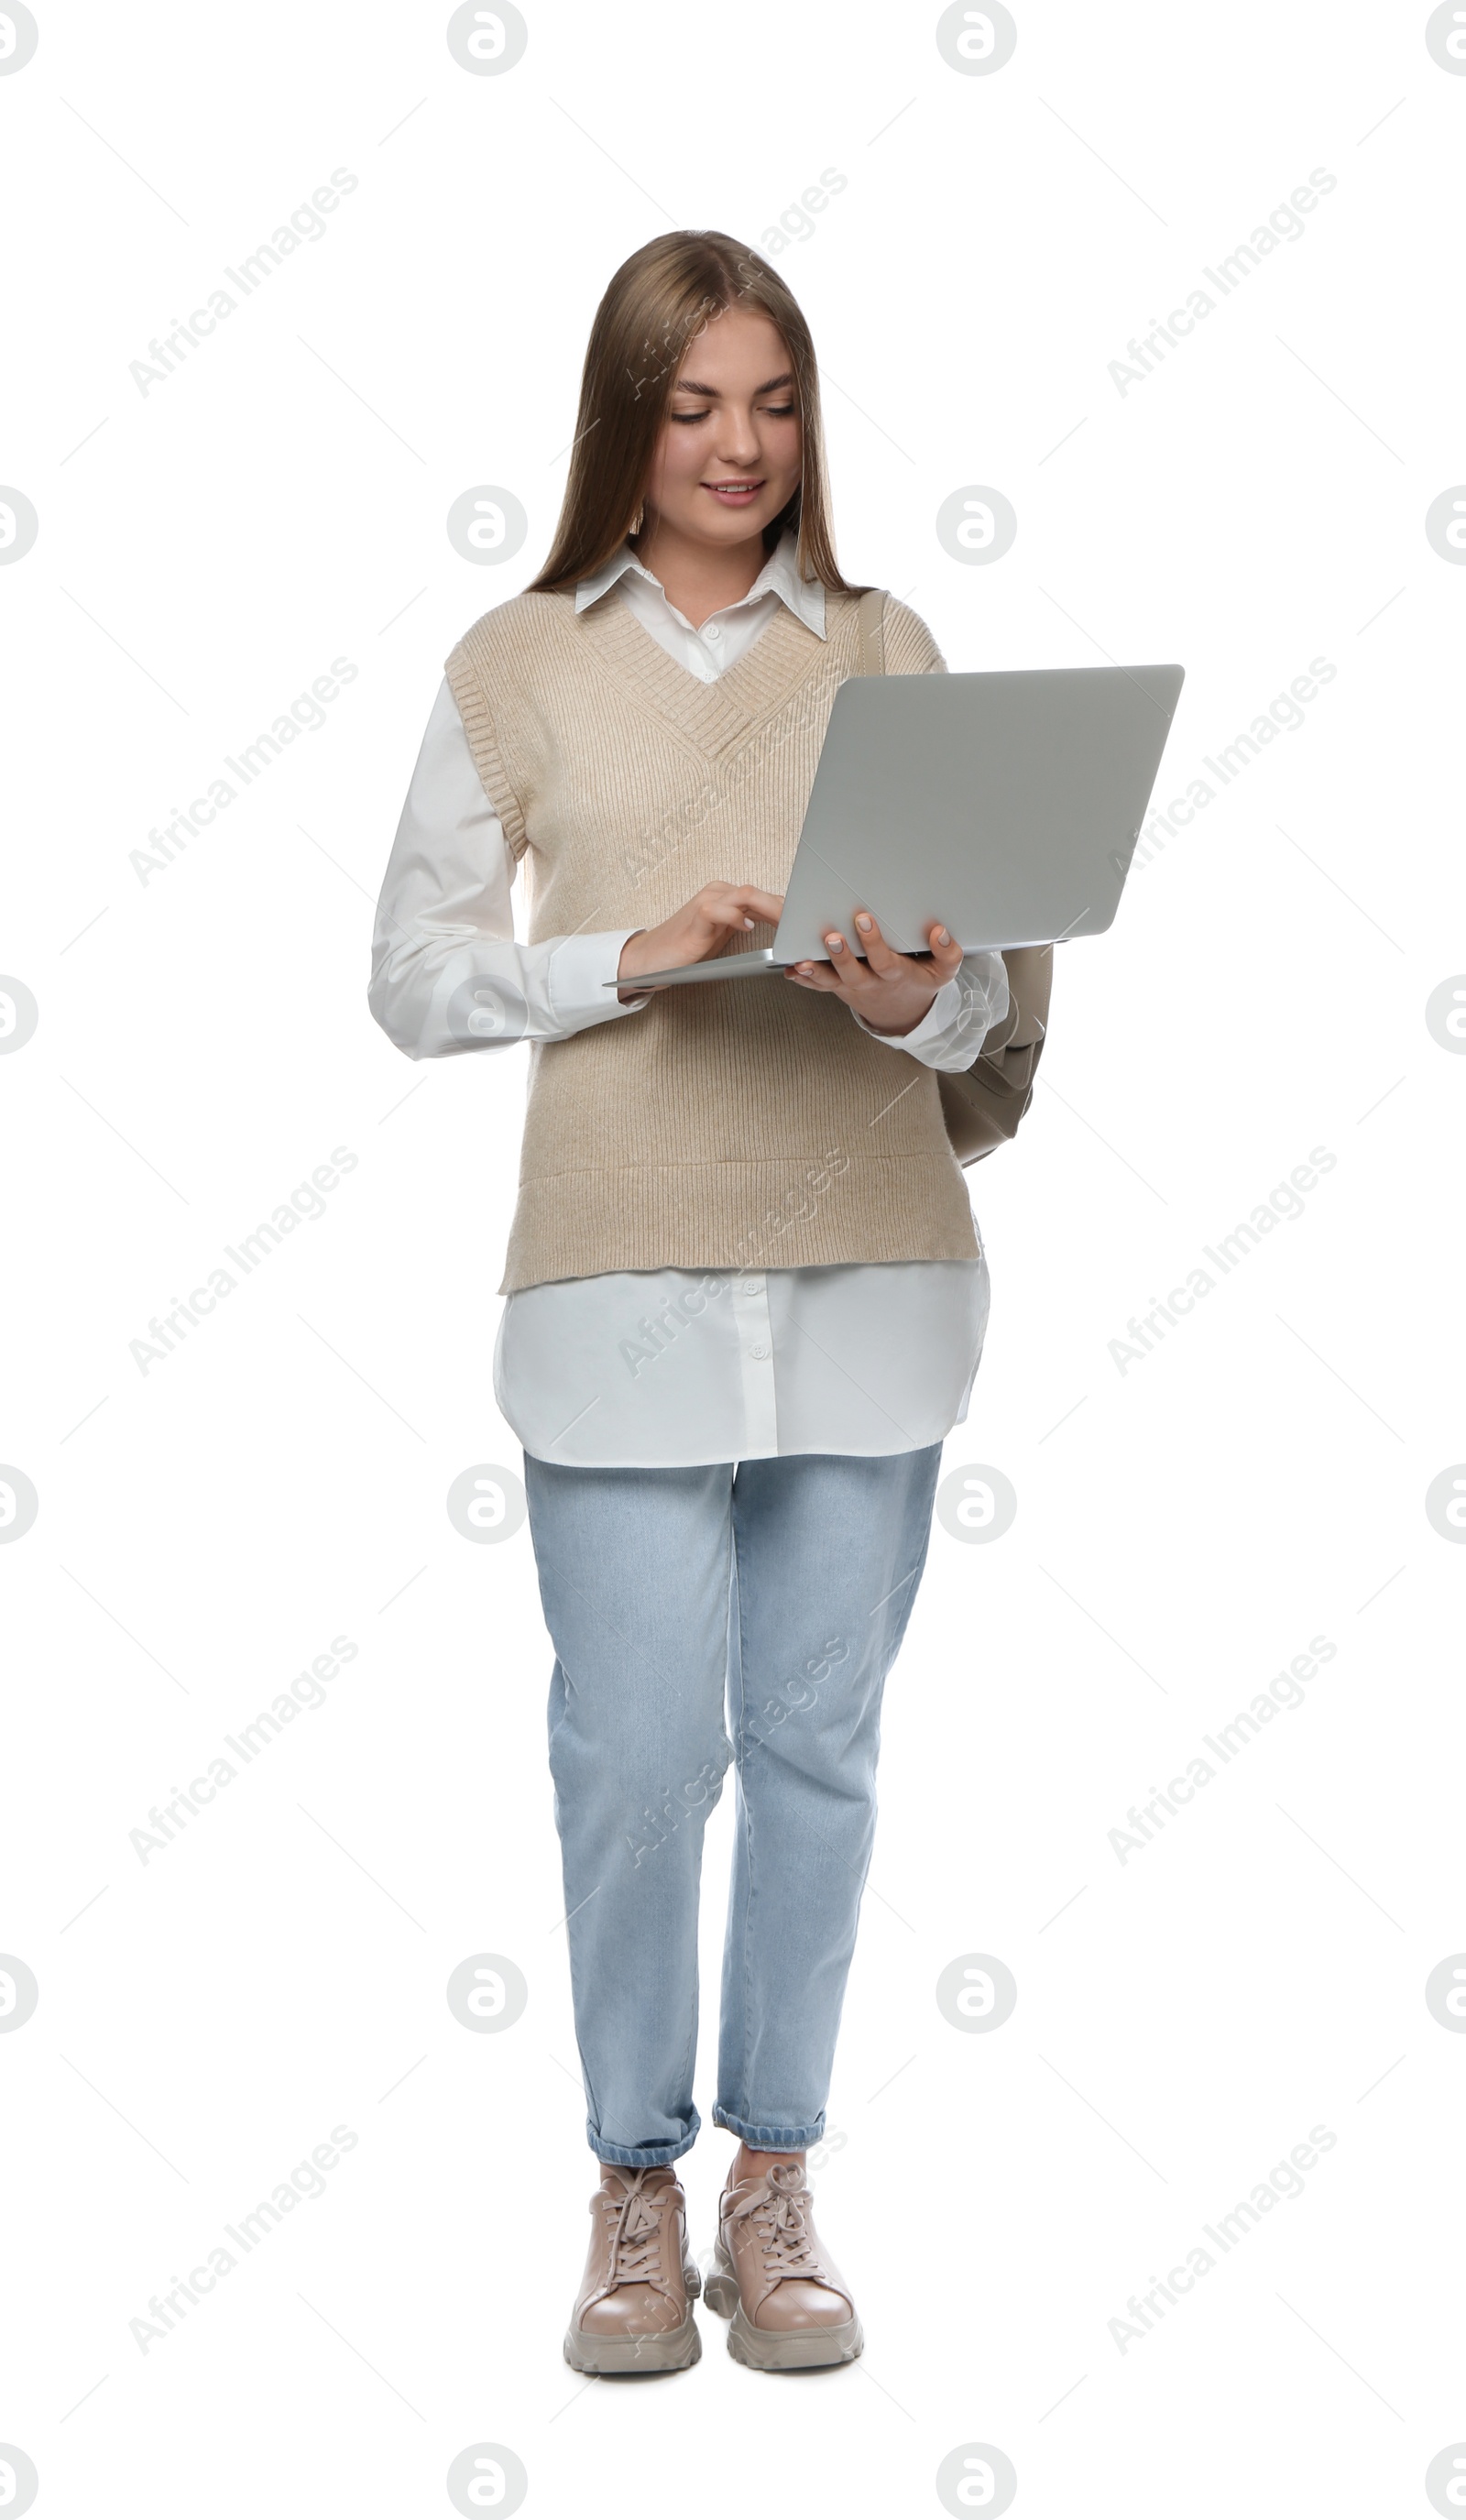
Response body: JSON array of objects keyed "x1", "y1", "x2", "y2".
[{"x1": 369, "y1": 533, "x2": 1010, "y2": 1466}]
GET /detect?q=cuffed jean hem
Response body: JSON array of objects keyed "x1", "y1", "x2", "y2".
[
  {"x1": 590, "y1": 2109, "x2": 701, "y2": 2170},
  {"x1": 710, "y1": 2103, "x2": 826, "y2": 2149}
]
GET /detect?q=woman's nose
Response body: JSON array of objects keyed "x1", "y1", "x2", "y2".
[{"x1": 710, "y1": 415, "x2": 762, "y2": 463}]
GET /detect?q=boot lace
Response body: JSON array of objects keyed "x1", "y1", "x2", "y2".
[
  {"x1": 598, "y1": 2171, "x2": 669, "y2": 2291},
  {"x1": 738, "y1": 2161, "x2": 819, "y2": 2279}
]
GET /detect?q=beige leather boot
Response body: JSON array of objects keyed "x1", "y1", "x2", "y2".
[
  {"x1": 703, "y1": 2158, "x2": 863, "y2": 2370},
  {"x1": 563, "y1": 2164, "x2": 701, "y2": 2373}
]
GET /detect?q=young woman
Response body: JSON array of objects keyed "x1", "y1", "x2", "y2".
[{"x1": 369, "y1": 230, "x2": 1012, "y2": 2374}]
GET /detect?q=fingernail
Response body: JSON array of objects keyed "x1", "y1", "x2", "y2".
[
  {"x1": 744, "y1": 916, "x2": 754, "y2": 927},
  {"x1": 856, "y1": 914, "x2": 872, "y2": 931},
  {"x1": 935, "y1": 926, "x2": 949, "y2": 944},
  {"x1": 826, "y1": 933, "x2": 844, "y2": 952}
]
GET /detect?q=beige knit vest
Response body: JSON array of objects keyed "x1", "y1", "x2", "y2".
[{"x1": 443, "y1": 584, "x2": 979, "y2": 1293}]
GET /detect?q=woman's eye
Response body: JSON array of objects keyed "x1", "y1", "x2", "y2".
[{"x1": 668, "y1": 404, "x2": 796, "y2": 423}]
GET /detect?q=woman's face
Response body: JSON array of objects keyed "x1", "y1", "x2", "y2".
[{"x1": 641, "y1": 304, "x2": 803, "y2": 550}]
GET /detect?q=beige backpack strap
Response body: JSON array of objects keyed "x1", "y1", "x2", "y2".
[{"x1": 855, "y1": 586, "x2": 887, "y2": 676}]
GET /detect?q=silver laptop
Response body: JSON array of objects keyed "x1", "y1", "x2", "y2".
[{"x1": 606, "y1": 661, "x2": 1186, "y2": 987}]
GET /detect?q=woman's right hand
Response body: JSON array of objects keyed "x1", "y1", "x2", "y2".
[{"x1": 618, "y1": 882, "x2": 785, "y2": 999}]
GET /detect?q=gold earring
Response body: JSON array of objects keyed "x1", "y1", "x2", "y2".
[{"x1": 629, "y1": 501, "x2": 644, "y2": 537}]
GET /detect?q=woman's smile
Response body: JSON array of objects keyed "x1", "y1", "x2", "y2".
[{"x1": 701, "y1": 478, "x2": 765, "y2": 504}]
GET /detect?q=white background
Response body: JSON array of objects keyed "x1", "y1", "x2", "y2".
[{"x1": 3, "y1": 2, "x2": 1464, "y2": 2514}]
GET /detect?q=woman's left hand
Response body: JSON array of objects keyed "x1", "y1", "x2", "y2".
[{"x1": 784, "y1": 910, "x2": 962, "y2": 1037}]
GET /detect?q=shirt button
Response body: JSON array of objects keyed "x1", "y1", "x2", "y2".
[
  {"x1": 738, "y1": 1278, "x2": 764, "y2": 1295},
  {"x1": 749, "y1": 1342, "x2": 770, "y2": 1361},
  {"x1": 704, "y1": 623, "x2": 722, "y2": 641}
]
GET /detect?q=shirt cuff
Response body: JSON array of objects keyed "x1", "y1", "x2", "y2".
[
  {"x1": 851, "y1": 976, "x2": 965, "y2": 1062},
  {"x1": 547, "y1": 929, "x2": 652, "y2": 1029}
]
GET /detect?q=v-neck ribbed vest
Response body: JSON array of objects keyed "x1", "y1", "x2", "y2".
[{"x1": 443, "y1": 585, "x2": 979, "y2": 1293}]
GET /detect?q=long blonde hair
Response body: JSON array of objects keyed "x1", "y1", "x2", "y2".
[{"x1": 530, "y1": 230, "x2": 861, "y2": 595}]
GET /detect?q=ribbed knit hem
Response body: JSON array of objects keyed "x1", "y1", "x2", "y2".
[
  {"x1": 443, "y1": 641, "x2": 528, "y2": 858},
  {"x1": 498, "y1": 1154, "x2": 978, "y2": 1294}
]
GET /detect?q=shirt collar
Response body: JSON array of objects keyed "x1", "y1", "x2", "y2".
[{"x1": 574, "y1": 527, "x2": 826, "y2": 639}]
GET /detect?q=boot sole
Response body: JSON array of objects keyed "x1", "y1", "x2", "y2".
[
  {"x1": 563, "y1": 2308, "x2": 700, "y2": 2374},
  {"x1": 704, "y1": 2241, "x2": 863, "y2": 2371},
  {"x1": 563, "y1": 2263, "x2": 702, "y2": 2375}
]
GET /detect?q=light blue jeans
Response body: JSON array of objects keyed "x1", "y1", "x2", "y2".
[{"x1": 523, "y1": 1445, "x2": 943, "y2": 2165}]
